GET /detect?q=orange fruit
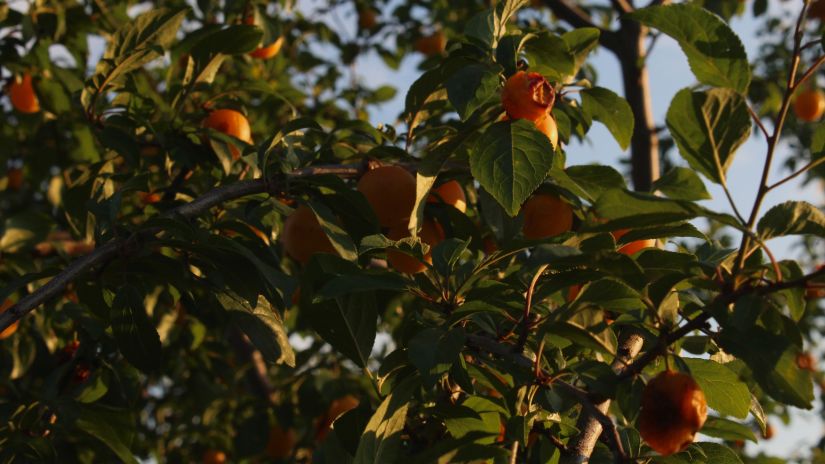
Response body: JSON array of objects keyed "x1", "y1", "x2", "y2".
[
  {"x1": 521, "y1": 193, "x2": 574, "y2": 240},
  {"x1": 612, "y1": 229, "x2": 656, "y2": 255},
  {"x1": 281, "y1": 205, "x2": 337, "y2": 264},
  {"x1": 316, "y1": 395, "x2": 360, "y2": 442},
  {"x1": 250, "y1": 36, "x2": 284, "y2": 59},
  {"x1": 762, "y1": 423, "x2": 775, "y2": 440},
  {"x1": 244, "y1": 14, "x2": 285, "y2": 60},
  {"x1": 202, "y1": 109, "x2": 253, "y2": 159},
  {"x1": 8, "y1": 73, "x2": 40, "y2": 113},
  {"x1": 413, "y1": 31, "x2": 447, "y2": 56},
  {"x1": 6, "y1": 168, "x2": 22, "y2": 191},
  {"x1": 482, "y1": 236, "x2": 498, "y2": 255},
  {"x1": 358, "y1": 9, "x2": 378, "y2": 30},
  {"x1": 64, "y1": 240, "x2": 95, "y2": 257},
  {"x1": 357, "y1": 165, "x2": 417, "y2": 228},
  {"x1": 0, "y1": 300, "x2": 19, "y2": 340},
  {"x1": 638, "y1": 370, "x2": 707, "y2": 456},
  {"x1": 794, "y1": 88, "x2": 825, "y2": 122},
  {"x1": 138, "y1": 191, "x2": 162, "y2": 205},
  {"x1": 265, "y1": 425, "x2": 296, "y2": 459},
  {"x1": 426, "y1": 180, "x2": 466, "y2": 213},
  {"x1": 501, "y1": 71, "x2": 554, "y2": 122},
  {"x1": 566, "y1": 285, "x2": 581, "y2": 302},
  {"x1": 535, "y1": 113, "x2": 559, "y2": 148},
  {"x1": 386, "y1": 218, "x2": 445, "y2": 274},
  {"x1": 202, "y1": 450, "x2": 226, "y2": 464},
  {"x1": 810, "y1": 0, "x2": 825, "y2": 21},
  {"x1": 796, "y1": 352, "x2": 816, "y2": 371}
]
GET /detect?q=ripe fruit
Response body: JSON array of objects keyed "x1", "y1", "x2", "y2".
[
  {"x1": 138, "y1": 191, "x2": 162, "y2": 206},
  {"x1": 202, "y1": 450, "x2": 226, "y2": 464},
  {"x1": 796, "y1": 351, "x2": 816, "y2": 371},
  {"x1": 501, "y1": 71, "x2": 554, "y2": 122},
  {"x1": 244, "y1": 15, "x2": 285, "y2": 59},
  {"x1": 414, "y1": 30, "x2": 447, "y2": 56},
  {"x1": 316, "y1": 394, "x2": 360, "y2": 441},
  {"x1": 639, "y1": 370, "x2": 707, "y2": 456},
  {"x1": 427, "y1": 180, "x2": 466, "y2": 213},
  {"x1": 567, "y1": 285, "x2": 581, "y2": 302},
  {"x1": 202, "y1": 109, "x2": 253, "y2": 159},
  {"x1": 6, "y1": 168, "x2": 22, "y2": 191},
  {"x1": 810, "y1": 0, "x2": 825, "y2": 21},
  {"x1": 281, "y1": 205, "x2": 337, "y2": 264},
  {"x1": 357, "y1": 165, "x2": 416, "y2": 228},
  {"x1": 386, "y1": 218, "x2": 445, "y2": 274},
  {"x1": 250, "y1": 36, "x2": 285, "y2": 59},
  {"x1": 762, "y1": 423, "x2": 774, "y2": 440},
  {"x1": 265, "y1": 425, "x2": 296, "y2": 459},
  {"x1": 8, "y1": 73, "x2": 40, "y2": 113},
  {"x1": 358, "y1": 8, "x2": 378, "y2": 30},
  {"x1": 521, "y1": 193, "x2": 574, "y2": 240},
  {"x1": 612, "y1": 229, "x2": 656, "y2": 255},
  {"x1": 793, "y1": 88, "x2": 825, "y2": 122},
  {"x1": 0, "y1": 300, "x2": 19, "y2": 340},
  {"x1": 536, "y1": 113, "x2": 559, "y2": 148}
]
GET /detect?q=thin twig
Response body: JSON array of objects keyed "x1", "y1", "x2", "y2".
[{"x1": 767, "y1": 157, "x2": 825, "y2": 191}]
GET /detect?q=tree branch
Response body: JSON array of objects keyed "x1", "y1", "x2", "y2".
[{"x1": 0, "y1": 164, "x2": 363, "y2": 333}]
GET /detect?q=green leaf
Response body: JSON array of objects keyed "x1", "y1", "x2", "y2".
[
  {"x1": 317, "y1": 272, "x2": 410, "y2": 300},
  {"x1": 719, "y1": 326, "x2": 813, "y2": 408},
  {"x1": 666, "y1": 88, "x2": 751, "y2": 184},
  {"x1": 682, "y1": 358, "x2": 750, "y2": 419},
  {"x1": 580, "y1": 87, "x2": 634, "y2": 150},
  {"x1": 757, "y1": 201, "x2": 825, "y2": 240},
  {"x1": 577, "y1": 278, "x2": 645, "y2": 312},
  {"x1": 306, "y1": 200, "x2": 359, "y2": 262},
  {"x1": 221, "y1": 293, "x2": 295, "y2": 367},
  {"x1": 408, "y1": 328, "x2": 466, "y2": 387},
  {"x1": 652, "y1": 167, "x2": 712, "y2": 201},
  {"x1": 82, "y1": 8, "x2": 187, "y2": 110},
  {"x1": 523, "y1": 28, "x2": 600, "y2": 82},
  {"x1": 354, "y1": 376, "x2": 417, "y2": 464},
  {"x1": 564, "y1": 164, "x2": 627, "y2": 201},
  {"x1": 302, "y1": 256, "x2": 377, "y2": 368},
  {"x1": 470, "y1": 119, "x2": 555, "y2": 216},
  {"x1": 190, "y1": 25, "x2": 262, "y2": 56},
  {"x1": 592, "y1": 189, "x2": 697, "y2": 228},
  {"x1": 110, "y1": 286, "x2": 162, "y2": 374},
  {"x1": 446, "y1": 63, "x2": 502, "y2": 121},
  {"x1": 630, "y1": 4, "x2": 750, "y2": 92},
  {"x1": 75, "y1": 406, "x2": 138, "y2": 464},
  {"x1": 700, "y1": 417, "x2": 757, "y2": 442}
]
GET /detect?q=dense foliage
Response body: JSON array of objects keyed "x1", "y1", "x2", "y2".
[{"x1": 0, "y1": 0, "x2": 824, "y2": 463}]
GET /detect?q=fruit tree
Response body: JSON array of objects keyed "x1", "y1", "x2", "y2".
[{"x1": 1, "y1": 1, "x2": 825, "y2": 463}]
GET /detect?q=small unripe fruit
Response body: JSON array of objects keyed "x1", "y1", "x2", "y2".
[
  {"x1": 501, "y1": 71, "x2": 554, "y2": 122},
  {"x1": 639, "y1": 370, "x2": 707, "y2": 456}
]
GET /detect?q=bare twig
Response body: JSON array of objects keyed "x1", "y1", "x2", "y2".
[{"x1": 767, "y1": 157, "x2": 825, "y2": 192}]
